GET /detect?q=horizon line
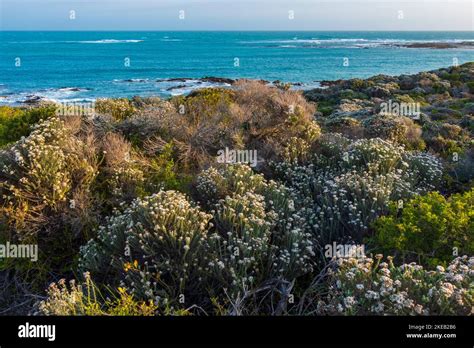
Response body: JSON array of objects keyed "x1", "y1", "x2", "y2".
[{"x1": 1, "y1": 29, "x2": 473, "y2": 32}]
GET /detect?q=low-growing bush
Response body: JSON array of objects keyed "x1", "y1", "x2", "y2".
[
  {"x1": 97, "y1": 132, "x2": 146, "y2": 205},
  {"x1": 129, "y1": 81, "x2": 321, "y2": 171},
  {"x1": 446, "y1": 149, "x2": 474, "y2": 192},
  {"x1": 79, "y1": 190, "x2": 213, "y2": 306},
  {"x1": 467, "y1": 81, "x2": 474, "y2": 94},
  {"x1": 171, "y1": 88, "x2": 234, "y2": 122},
  {"x1": 0, "y1": 105, "x2": 57, "y2": 147},
  {"x1": 0, "y1": 116, "x2": 99, "y2": 237},
  {"x1": 371, "y1": 189, "x2": 474, "y2": 267},
  {"x1": 316, "y1": 255, "x2": 473, "y2": 315},
  {"x1": 197, "y1": 165, "x2": 315, "y2": 313},
  {"x1": 423, "y1": 122, "x2": 471, "y2": 159},
  {"x1": 142, "y1": 141, "x2": 191, "y2": 193},
  {"x1": 95, "y1": 98, "x2": 136, "y2": 121},
  {"x1": 363, "y1": 114, "x2": 425, "y2": 150},
  {"x1": 196, "y1": 164, "x2": 268, "y2": 206},
  {"x1": 324, "y1": 117, "x2": 364, "y2": 139},
  {"x1": 38, "y1": 273, "x2": 159, "y2": 316},
  {"x1": 0, "y1": 116, "x2": 99, "y2": 286},
  {"x1": 272, "y1": 138, "x2": 443, "y2": 244}
]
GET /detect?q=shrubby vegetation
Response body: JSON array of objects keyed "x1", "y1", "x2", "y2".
[
  {"x1": 270, "y1": 137, "x2": 443, "y2": 243},
  {"x1": 0, "y1": 105, "x2": 57, "y2": 147},
  {"x1": 371, "y1": 189, "x2": 474, "y2": 267},
  {"x1": 0, "y1": 64, "x2": 472, "y2": 315},
  {"x1": 79, "y1": 190, "x2": 213, "y2": 307},
  {"x1": 0, "y1": 116, "x2": 99, "y2": 288},
  {"x1": 38, "y1": 272, "x2": 159, "y2": 316},
  {"x1": 316, "y1": 255, "x2": 473, "y2": 315}
]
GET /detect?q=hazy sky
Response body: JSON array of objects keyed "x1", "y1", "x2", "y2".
[{"x1": 0, "y1": 0, "x2": 473, "y2": 31}]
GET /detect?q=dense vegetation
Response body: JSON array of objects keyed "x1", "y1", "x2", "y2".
[{"x1": 0, "y1": 63, "x2": 473, "y2": 315}]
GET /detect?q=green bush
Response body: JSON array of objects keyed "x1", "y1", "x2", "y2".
[
  {"x1": 349, "y1": 78, "x2": 371, "y2": 91},
  {"x1": 144, "y1": 142, "x2": 191, "y2": 193},
  {"x1": 0, "y1": 105, "x2": 56, "y2": 146},
  {"x1": 467, "y1": 81, "x2": 474, "y2": 94},
  {"x1": 95, "y1": 98, "x2": 136, "y2": 121},
  {"x1": 171, "y1": 87, "x2": 234, "y2": 122},
  {"x1": 317, "y1": 100, "x2": 335, "y2": 116},
  {"x1": 371, "y1": 189, "x2": 474, "y2": 267}
]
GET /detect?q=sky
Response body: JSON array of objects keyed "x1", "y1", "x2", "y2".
[{"x1": 0, "y1": 0, "x2": 473, "y2": 31}]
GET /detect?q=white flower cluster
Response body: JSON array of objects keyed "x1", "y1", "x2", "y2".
[
  {"x1": 196, "y1": 164, "x2": 267, "y2": 206},
  {"x1": 0, "y1": 116, "x2": 88, "y2": 234},
  {"x1": 208, "y1": 192, "x2": 275, "y2": 291},
  {"x1": 272, "y1": 137, "x2": 443, "y2": 243},
  {"x1": 108, "y1": 164, "x2": 145, "y2": 199},
  {"x1": 198, "y1": 164, "x2": 315, "y2": 298},
  {"x1": 6, "y1": 117, "x2": 71, "y2": 205},
  {"x1": 402, "y1": 152, "x2": 443, "y2": 193},
  {"x1": 38, "y1": 278, "x2": 87, "y2": 316},
  {"x1": 80, "y1": 190, "x2": 213, "y2": 300},
  {"x1": 318, "y1": 255, "x2": 473, "y2": 315}
]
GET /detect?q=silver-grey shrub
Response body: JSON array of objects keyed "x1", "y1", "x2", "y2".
[
  {"x1": 79, "y1": 190, "x2": 213, "y2": 304},
  {"x1": 272, "y1": 137, "x2": 443, "y2": 243}
]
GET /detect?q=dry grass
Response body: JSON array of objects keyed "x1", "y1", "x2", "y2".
[
  {"x1": 102, "y1": 132, "x2": 132, "y2": 167},
  {"x1": 116, "y1": 81, "x2": 320, "y2": 171}
]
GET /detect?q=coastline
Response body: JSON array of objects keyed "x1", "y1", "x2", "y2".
[
  {"x1": 1, "y1": 31, "x2": 474, "y2": 106},
  {"x1": 3, "y1": 61, "x2": 473, "y2": 109},
  {"x1": 0, "y1": 77, "x2": 318, "y2": 107},
  {"x1": 2, "y1": 0, "x2": 474, "y2": 334},
  {"x1": 0, "y1": 61, "x2": 473, "y2": 317}
]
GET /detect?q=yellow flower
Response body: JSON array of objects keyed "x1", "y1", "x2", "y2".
[{"x1": 123, "y1": 260, "x2": 138, "y2": 272}]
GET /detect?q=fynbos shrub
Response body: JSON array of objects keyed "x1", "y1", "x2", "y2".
[
  {"x1": 371, "y1": 189, "x2": 474, "y2": 267},
  {"x1": 317, "y1": 255, "x2": 473, "y2": 315},
  {"x1": 79, "y1": 191, "x2": 213, "y2": 304}
]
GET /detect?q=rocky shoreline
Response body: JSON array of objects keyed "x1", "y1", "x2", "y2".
[
  {"x1": 389, "y1": 41, "x2": 474, "y2": 49},
  {"x1": 4, "y1": 76, "x2": 316, "y2": 106},
  {"x1": 10, "y1": 62, "x2": 474, "y2": 112}
]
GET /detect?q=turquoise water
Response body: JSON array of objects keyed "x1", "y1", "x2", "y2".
[{"x1": 0, "y1": 31, "x2": 473, "y2": 104}]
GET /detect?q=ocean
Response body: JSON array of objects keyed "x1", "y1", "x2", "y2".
[{"x1": 0, "y1": 31, "x2": 473, "y2": 104}]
